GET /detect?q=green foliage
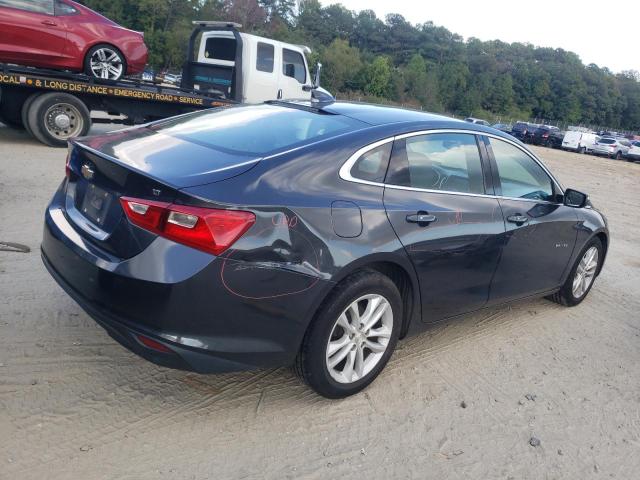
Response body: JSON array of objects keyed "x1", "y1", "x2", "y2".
[{"x1": 76, "y1": 0, "x2": 640, "y2": 130}]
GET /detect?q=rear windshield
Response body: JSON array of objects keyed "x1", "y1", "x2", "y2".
[
  {"x1": 598, "y1": 138, "x2": 616, "y2": 144},
  {"x1": 150, "y1": 104, "x2": 366, "y2": 156}
]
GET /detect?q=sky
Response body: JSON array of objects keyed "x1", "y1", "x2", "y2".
[{"x1": 319, "y1": 0, "x2": 639, "y2": 73}]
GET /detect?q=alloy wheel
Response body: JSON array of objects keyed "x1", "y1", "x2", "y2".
[
  {"x1": 572, "y1": 246, "x2": 599, "y2": 298},
  {"x1": 89, "y1": 48, "x2": 124, "y2": 80},
  {"x1": 325, "y1": 294, "x2": 393, "y2": 384}
]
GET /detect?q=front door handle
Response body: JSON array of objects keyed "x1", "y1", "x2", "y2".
[
  {"x1": 277, "y1": 89, "x2": 283, "y2": 99},
  {"x1": 406, "y1": 213, "x2": 437, "y2": 225},
  {"x1": 41, "y1": 20, "x2": 58, "y2": 26},
  {"x1": 507, "y1": 214, "x2": 529, "y2": 225}
]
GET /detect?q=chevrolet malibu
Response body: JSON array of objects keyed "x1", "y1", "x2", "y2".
[{"x1": 41, "y1": 102, "x2": 609, "y2": 398}]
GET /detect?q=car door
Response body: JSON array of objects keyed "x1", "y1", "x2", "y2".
[
  {"x1": 484, "y1": 135, "x2": 579, "y2": 303},
  {"x1": 383, "y1": 131, "x2": 505, "y2": 322},
  {"x1": 247, "y1": 40, "x2": 279, "y2": 103},
  {"x1": 279, "y1": 47, "x2": 308, "y2": 100},
  {"x1": 0, "y1": 0, "x2": 67, "y2": 66}
]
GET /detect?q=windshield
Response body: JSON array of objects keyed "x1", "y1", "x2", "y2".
[{"x1": 150, "y1": 104, "x2": 366, "y2": 156}]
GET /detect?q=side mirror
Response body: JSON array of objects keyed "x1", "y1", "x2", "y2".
[
  {"x1": 303, "y1": 62, "x2": 322, "y2": 92},
  {"x1": 563, "y1": 188, "x2": 588, "y2": 208}
]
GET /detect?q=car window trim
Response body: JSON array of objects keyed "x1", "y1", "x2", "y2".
[{"x1": 339, "y1": 128, "x2": 565, "y2": 205}]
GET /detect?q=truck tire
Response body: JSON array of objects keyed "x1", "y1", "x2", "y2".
[
  {"x1": 0, "y1": 88, "x2": 27, "y2": 129},
  {"x1": 26, "y1": 92, "x2": 91, "y2": 147},
  {"x1": 21, "y1": 93, "x2": 42, "y2": 138}
]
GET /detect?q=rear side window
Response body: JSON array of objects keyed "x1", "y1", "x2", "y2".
[
  {"x1": 282, "y1": 49, "x2": 306, "y2": 84},
  {"x1": 386, "y1": 133, "x2": 485, "y2": 194},
  {"x1": 489, "y1": 138, "x2": 554, "y2": 202},
  {"x1": 256, "y1": 42, "x2": 274, "y2": 73},
  {"x1": 0, "y1": 0, "x2": 53, "y2": 14},
  {"x1": 151, "y1": 105, "x2": 365, "y2": 156},
  {"x1": 350, "y1": 143, "x2": 392, "y2": 183},
  {"x1": 204, "y1": 37, "x2": 236, "y2": 62}
]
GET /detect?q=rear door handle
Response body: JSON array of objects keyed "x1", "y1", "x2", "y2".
[
  {"x1": 507, "y1": 214, "x2": 529, "y2": 225},
  {"x1": 42, "y1": 20, "x2": 58, "y2": 26},
  {"x1": 406, "y1": 213, "x2": 437, "y2": 224}
]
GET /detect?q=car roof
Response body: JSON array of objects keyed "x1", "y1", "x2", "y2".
[
  {"x1": 281, "y1": 100, "x2": 458, "y2": 126},
  {"x1": 274, "y1": 100, "x2": 520, "y2": 144}
]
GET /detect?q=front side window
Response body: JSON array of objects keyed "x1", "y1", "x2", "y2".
[
  {"x1": 282, "y1": 49, "x2": 306, "y2": 84},
  {"x1": 386, "y1": 133, "x2": 485, "y2": 194},
  {"x1": 489, "y1": 138, "x2": 554, "y2": 201},
  {"x1": 350, "y1": 143, "x2": 392, "y2": 183},
  {"x1": 256, "y1": 42, "x2": 274, "y2": 73},
  {"x1": 54, "y1": 0, "x2": 77, "y2": 15},
  {"x1": 0, "y1": 0, "x2": 53, "y2": 14}
]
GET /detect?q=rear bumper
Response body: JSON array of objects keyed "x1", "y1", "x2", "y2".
[
  {"x1": 41, "y1": 248, "x2": 251, "y2": 373},
  {"x1": 41, "y1": 189, "x2": 329, "y2": 373}
]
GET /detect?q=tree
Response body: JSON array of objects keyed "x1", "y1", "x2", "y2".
[
  {"x1": 362, "y1": 56, "x2": 392, "y2": 98},
  {"x1": 320, "y1": 39, "x2": 363, "y2": 93}
]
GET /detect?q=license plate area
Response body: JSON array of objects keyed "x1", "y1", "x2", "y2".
[{"x1": 80, "y1": 183, "x2": 113, "y2": 227}]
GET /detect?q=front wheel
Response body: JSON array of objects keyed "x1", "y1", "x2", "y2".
[
  {"x1": 84, "y1": 44, "x2": 126, "y2": 81},
  {"x1": 547, "y1": 237, "x2": 603, "y2": 306},
  {"x1": 294, "y1": 271, "x2": 402, "y2": 398}
]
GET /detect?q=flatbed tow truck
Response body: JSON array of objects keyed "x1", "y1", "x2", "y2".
[
  {"x1": 0, "y1": 62, "x2": 234, "y2": 146},
  {"x1": 0, "y1": 21, "x2": 324, "y2": 147}
]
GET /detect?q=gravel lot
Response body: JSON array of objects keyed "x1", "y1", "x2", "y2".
[{"x1": 1, "y1": 122, "x2": 639, "y2": 480}]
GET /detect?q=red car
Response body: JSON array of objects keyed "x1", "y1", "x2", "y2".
[{"x1": 0, "y1": 0, "x2": 148, "y2": 81}]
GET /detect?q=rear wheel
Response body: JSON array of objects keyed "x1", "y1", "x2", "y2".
[
  {"x1": 0, "y1": 89, "x2": 26, "y2": 129},
  {"x1": 21, "y1": 93, "x2": 41, "y2": 138},
  {"x1": 615, "y1": 151, "x2": 622, "y2": 160},
  {"x1": 294, "y1": 271, "x2": 402, "y2": 398},
  {"x1": 547, "y1": 237, "x2": 603, "y2": 307},
  {"x1": 578, "y1": 146, "x2": 585, "y2": 154},
  {"x1": 26, "y1": 92, "x2": 91, "y2": 147},
  {"x1": 84, "y1": 44, "x2": 126, "y2": 81}
]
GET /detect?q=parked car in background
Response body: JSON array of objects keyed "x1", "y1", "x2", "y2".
[
  {"x1": 162, "y1": 73, "x2": 181, "y2": 85},
  {"x1": 511, "y1": 122, "x2": 536, "y2": 141},
  {"x1": 0, "y1": 0, "x2": 148, "y2": 81},
  {"x1": 529, "y1": 125, "x2": 562, "y2": 147},
  {"x1": 592, "y1": 137, "x2": 631, "y2": 159},
  {"x1": 491, "y1": 123, "x2": 513, "y2": 133},
  {"x1": 562, "y1": 131, "x2": 599, "y2": 153},
  {"x1": 141, "y1": 70, "x2": 154, "y2": 82},
  {"x1": 465, "y1": 117, "x2": 490, "y2": 126},
  {"x1": 41, "y1": 102, "x2": 608, "y2": 398},
  {"x1": 625, "y1": 141, "x2": 640, "y2": 162}
]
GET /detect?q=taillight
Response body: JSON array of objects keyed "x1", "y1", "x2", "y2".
[{"x1": 119, "y1": 196, "x2": 255, "y2": 255}]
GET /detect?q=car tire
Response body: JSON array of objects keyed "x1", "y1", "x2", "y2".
[
  {"x1": 21, "y1": 93, "x2": 41, "y2": 138},
  {"x1": 26, "y1": 93, "x2": 91, "y2": 147},
  {"x1": 294, "y1": 270, "x2": 402, "y2": 398},
  {"x1": 547, "y1": 237, "x2": 603, "y2": 307},
  {"x1": 578, "y1": 146, "x2": 585, "y2": 154},
  {"x1": 84, "y1": 44, "x2": 127, "y2": 81}
]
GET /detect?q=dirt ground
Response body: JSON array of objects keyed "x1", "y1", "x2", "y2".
[{"x1": 1, "y1": 122, "x2": 639, "y2": 480}]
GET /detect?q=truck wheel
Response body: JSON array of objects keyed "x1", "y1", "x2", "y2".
[
  {"x1": 0, "y1": 90, "x2": 26, "y2": 129},
  {"x1": 84, "y1": 44, "x2": 126, "y2": 81},
  {"x1": 21, "y1": 93, "x2": 42, "y2": 138},
  {"x1": 26, "y1": 93, "x2": 91, "y2": 147}
]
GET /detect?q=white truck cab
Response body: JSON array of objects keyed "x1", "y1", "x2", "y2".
[{"x1": 188, "y1": 22, "x2": 313, "y2": 103}]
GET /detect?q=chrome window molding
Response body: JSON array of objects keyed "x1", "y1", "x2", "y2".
[{"x1": 339, "y1": 128, "x2": 565, "y2": 205}]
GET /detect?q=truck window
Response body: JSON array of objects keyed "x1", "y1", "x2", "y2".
[
  {"x1": 256, "y1": 42, "x2": 274, "y2": 73},
  {"x1": 282, "y1": 49, "x2": 306, "y2": 84},
  {"x1": 0, "y1": 0, "x2": 54, "y2": 14},
  {"x1": 204, "y1": 37, "x2": 236, "y2": 62}
]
